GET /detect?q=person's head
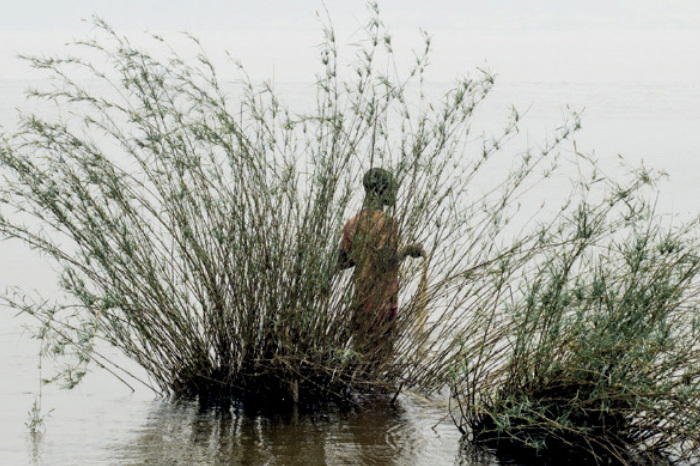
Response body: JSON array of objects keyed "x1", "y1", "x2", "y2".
[{"x1": 363, "y1": 168, "x2": 397, "y2": 207}]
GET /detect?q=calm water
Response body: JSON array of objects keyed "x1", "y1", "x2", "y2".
[
  {"x1": 1, "y1": 314, "x2": 480, "y2": 466},
  {"x1": 1, "y1": 75, "x2": 699, "y2": 464}
]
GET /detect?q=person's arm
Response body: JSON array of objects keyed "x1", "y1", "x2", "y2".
[
  {"x1": 373, "y1": 243, "x2": 422, "y2": 273},
  {"x1": 390, "y1": 216, "x2": 424, "y2": 261},
  {"x1": 335, "y1": 219, "x2": 356, "y2": 274},
  {"x1": 336, "y1": 248, "x2": 355, "y2": 271}
]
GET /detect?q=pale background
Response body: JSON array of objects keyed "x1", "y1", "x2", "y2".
[{"x1": 1, "y1": 1, "x2": 699, "y2": 464}]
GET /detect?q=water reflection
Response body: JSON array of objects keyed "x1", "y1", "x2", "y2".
[
  {"x1": 27, "y1": 431, "x2": 43, "y2": 466},
  {"x1": 108, "y1": 397, "x2": 496, "y2": 465}
]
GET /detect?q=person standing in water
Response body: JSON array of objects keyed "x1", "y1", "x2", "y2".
[{"x1": 337, "y1": 168, "x2": 425, "y2": 340}]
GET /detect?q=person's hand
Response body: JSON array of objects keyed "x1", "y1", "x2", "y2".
[{"x1": 404, "y1": 244, "x2": 425, "y2": 258}]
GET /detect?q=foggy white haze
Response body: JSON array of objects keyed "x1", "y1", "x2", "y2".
[
  {"x1": 1, "y1": 2, "x2": 699, "y2": 463},
  {"x1": 1, "y1": 0, "x2": 699, "y2": 83}
]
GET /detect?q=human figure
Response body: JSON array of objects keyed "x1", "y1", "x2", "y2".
[{"x1": 337, "y1": 168, "x2": 424, "y2": 343}]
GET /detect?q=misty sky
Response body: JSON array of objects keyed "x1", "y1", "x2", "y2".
[
  {"x1": 1, "y1": 1, "x2": 699, "y2": 83},
  {"x1": 2, "y1": 0, "x2": 700, "y2": 31}
]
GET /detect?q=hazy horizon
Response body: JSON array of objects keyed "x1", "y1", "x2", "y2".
[{"x1": 1, "y1": 1, "x2": 699, "y2": 84}]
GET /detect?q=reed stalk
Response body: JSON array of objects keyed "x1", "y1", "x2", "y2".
[{"x1": 450, "y1": 195, "x2": 700, "y2": 463}]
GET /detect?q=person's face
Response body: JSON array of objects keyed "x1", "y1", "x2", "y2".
[{"x1": 379, "y1": 184, "x2": 397, "y2": 207}]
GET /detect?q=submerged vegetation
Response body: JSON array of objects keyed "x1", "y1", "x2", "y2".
[{"x1": 1, "y1": 4, "x2": 699, "y2": 463}]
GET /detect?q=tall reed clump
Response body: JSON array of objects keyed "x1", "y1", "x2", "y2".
[
  {"x1": 450, "y1": 186, "x2": 700, "y2": 463},
  {"x1": 0, "y1": 5, "x2": 603, "y2": 407}
]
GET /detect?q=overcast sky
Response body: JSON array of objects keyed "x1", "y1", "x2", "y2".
[
  {"x1": 2, "y1": 0, "x2": 700, "y2": 32},
  {"x1": 1, "y1": 1, "x2": 699, "y2": 82}
]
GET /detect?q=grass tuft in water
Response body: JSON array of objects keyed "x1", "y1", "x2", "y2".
[
  {"x1": 451, "y1": 197, "x2": 700, "y2": 463},
  {"x1": 0, "y1": 4, "x2": 654, "y2": 426}
]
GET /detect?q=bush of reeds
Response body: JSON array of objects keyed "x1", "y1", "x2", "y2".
[
  {"x1": 1, "y1": 5, "x2": 600, "y2": 408},
  {"x1": 451, "y1": 189, "x2": 700, "y2": 463}
]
